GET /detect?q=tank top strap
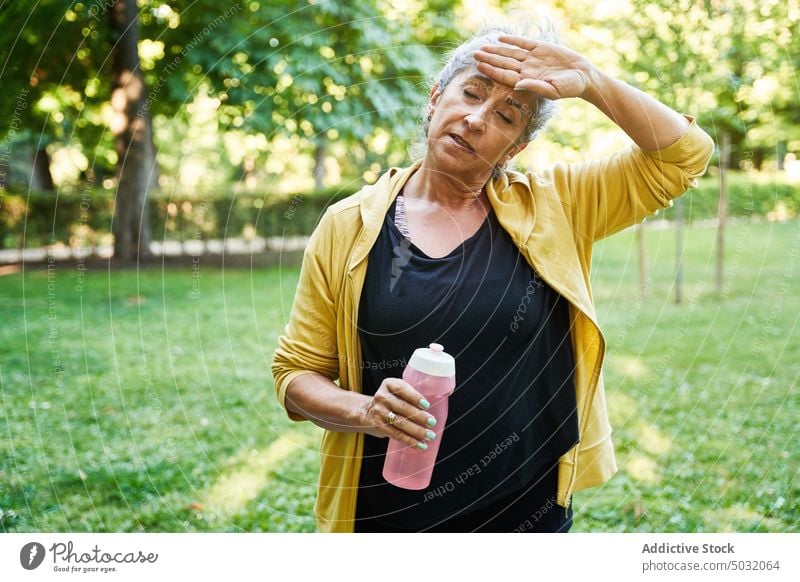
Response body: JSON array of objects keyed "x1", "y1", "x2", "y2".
[{"x1": 394, "y1": 193, "x2": 411, "y2": 239}]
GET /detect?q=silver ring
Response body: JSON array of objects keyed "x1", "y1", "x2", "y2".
[{"x1": 386, "y1": 411, "x2": 397, "y2": 425}]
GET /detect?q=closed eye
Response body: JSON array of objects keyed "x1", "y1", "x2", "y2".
[
  {"x1": 498, "y1": 112, "x2": 513, "y2": 124},
  {"x1": 464, "y1": 90, "x2": 479, "y2": 100}
]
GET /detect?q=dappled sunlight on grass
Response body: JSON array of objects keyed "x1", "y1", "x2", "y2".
[
  {"x1": 609, "y1": 354, "x2": 650, "y2": 380},
  {"x1": 635, "y1": 421, "x2": 671, "y2": 455},
  {"x1": 203, "y1": 428, "x2": 321, "y2": 517},
  {"x1": 624, "y1": 453, "x2": 661, "y2": 484},
  {"x1": 607, "y1": 390, "x2": 639, "y2": 425},
  {"x1": 702, "y1": 504, "x2": 787, "y2": 532}
]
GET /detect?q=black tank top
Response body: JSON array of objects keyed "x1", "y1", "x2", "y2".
[{"x1": 355, "y1": 192, "x2": 579, "y2": 529}]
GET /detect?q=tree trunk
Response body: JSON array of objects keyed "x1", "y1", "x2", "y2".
[
  {"x1": 314, "y1": 138, "x2": 325, "y2": 190},
  {"x1": 753, "y1": 148, "x2": 765, "y2": 171},
  {"x1": 110, "y1": 0, "x2": 152, "y2": 261},
  {"x1": 145, "y1": 113, "x2": 159, "y2": 192},
  {"x1": 30, "y1": 147, "x2": 55, "y2": 191},
  {"x1": 674, "y1": 196, "x2": 684, "y2": 305},
  {"x1": 717, "y1": 132, "x2": 730, "y2": 298},
  {"x1": 637, "y1": 222, "x2": 648, "y2": 299}
]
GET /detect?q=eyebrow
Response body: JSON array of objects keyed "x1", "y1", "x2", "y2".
[
  {"x1": 463, "y1": 74, "x2": 495, "y2": 88},
  {"x1": 463, "y1": 74, "x2": 528, "y2": 116},
  {"x1": 505, "y1": 96, "x2": 525, "y2": 113}
]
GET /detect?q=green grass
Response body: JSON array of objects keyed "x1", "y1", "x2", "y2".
[
  {"x1": 1, "y1": 218, "x2": 798, "y2": 532},
  {"x1": 577, "y1": 217, "x2": 799, "y2": 532},
  {"x1": 0, "y1": 262, "x2": 321, "y2": 532}
]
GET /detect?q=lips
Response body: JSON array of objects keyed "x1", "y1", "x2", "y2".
[{"x1": 449, "y1": 133, "x2": 475, "y2": 153}]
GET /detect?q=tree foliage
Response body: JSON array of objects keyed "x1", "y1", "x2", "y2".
[
  {"x1": 1, "y1": 0, "x2": 796, "y2": 189},
  {"x1": 600, "y1": 0, "x2": 799, "y2": 167},
  {"x1": 1, "y1": 1, "x2": 460, "y2": 179}
]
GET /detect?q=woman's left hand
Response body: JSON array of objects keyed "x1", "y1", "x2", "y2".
[{"x1": 473, "y1": 34, "x2": 595, "y2": 100}]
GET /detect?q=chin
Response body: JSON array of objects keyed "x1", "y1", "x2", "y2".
[{"x1": 429, "y1": 143, "x2": 491, "y2": 177}]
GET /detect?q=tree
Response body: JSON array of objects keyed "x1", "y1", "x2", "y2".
[
  {"x1": 110, "y1": 0, "x2": 154, "y2": 261},
  {"x1": 143, "y1": 0, "x2": 454, "y2": 185},
  {"x1": 0, "y1": 1, "x2": 92, "y2": 194},
  {"x1": 606, "y1": 0, "x2": 799, "y2": 169},
  {"x1": 1, "y1": 0, "x2": 461, "y2": 254}
]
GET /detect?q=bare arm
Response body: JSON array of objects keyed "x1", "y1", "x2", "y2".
[
  {"x1": 580, "y1": 69, "x2": 689, "y2": 151},
  {"x1": 285, "y1": 372, "x2": 438, "y2": 449},
  {"x1": 284, "y1": 371, "x2": 375, "y2": 434}
]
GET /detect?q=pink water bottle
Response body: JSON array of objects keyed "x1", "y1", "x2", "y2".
[{"x1": 382, "y1": 342, "x2": 456, "y2": 490}]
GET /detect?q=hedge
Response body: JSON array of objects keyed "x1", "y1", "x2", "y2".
[
  {"x1": 0, "y1": 185, "x2": 358, "y2": 250},
  {"x1": 663, "y1": 172, "x2": 800, "y2": 221},
  {"x1": 1, "y1": 172, "x2": 798, "y2": 250}
]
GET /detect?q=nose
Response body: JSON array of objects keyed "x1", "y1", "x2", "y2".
[{"x1": 464, "y1": 110, "x2": 487, "y2": 133}]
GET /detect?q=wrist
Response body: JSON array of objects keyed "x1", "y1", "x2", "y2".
[
  {"x1": 580, "y1": 64, "x2": 611, "y2": 105},
  {"x1": 349, "y1": 393, "x2": 373, "y2": 431}
]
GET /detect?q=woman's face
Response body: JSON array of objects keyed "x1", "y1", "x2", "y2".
[{"x1": 426, "y1": 68, "x2": 534, "y2": 181}]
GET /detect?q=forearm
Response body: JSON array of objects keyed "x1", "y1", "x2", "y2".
[
  {"x1": 582, "y1": 68, "x2": 690, "y2": 152},
  {"x1": 285, "y1": 371, "x2": 373, "y2": 434}
]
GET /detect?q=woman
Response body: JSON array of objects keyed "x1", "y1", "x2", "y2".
[{"x1": 271, "y1": 24, "x2": 714, "y2": 533}]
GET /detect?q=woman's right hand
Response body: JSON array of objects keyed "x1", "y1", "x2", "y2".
[{"x1": 358, "y1": 377, "x2": 437, "y2": 449}]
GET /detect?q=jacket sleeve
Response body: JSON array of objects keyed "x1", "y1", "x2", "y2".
[
  {"x1": 544, "y1": 115, "x2": 715, "y2": 242},
  {"x1": 271, "y1": 209, "x2": 341, "y2": 422}
]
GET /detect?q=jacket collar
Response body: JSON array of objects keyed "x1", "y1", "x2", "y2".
[
  {"x1": 345, "y1": 161, "x2": 595, "y2": 319},
  {"x1": 347, "y1": 160, "x2": 422, "y2": 274}
]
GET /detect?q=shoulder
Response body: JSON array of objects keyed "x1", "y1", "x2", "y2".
[
  {"x1": 327, "y1": 190, "x2": 362, "y2": 216},
  {"x1": 327, "y1": 165, "x2": 408, "y2": 215},
  {"x1": 500, "y1": 166, "x2": 574, "y2": 209},
  {"x1": 312, "y1": 164, "x2": 410, "y2": 248}
]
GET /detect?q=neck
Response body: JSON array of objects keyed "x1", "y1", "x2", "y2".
[{"x1": 403, "y1": 159, "x2": 491, "y2": 212}]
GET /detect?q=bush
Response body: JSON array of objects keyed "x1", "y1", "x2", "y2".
[
  {"x1": 0, "y1": 184, "x2": 359, "y2": 250},
  {"x1": 663, "y1": 172, "x2": 800, "y2": 222},
  {"x1": 2, "y1": 171, "x2": 797, "y2": 251},
  {"x1": 0, "y1": 188, "x2": 115, "y2": 249}
]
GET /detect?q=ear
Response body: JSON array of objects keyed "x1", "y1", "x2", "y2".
[{"x1": 429, "y1": 82, "x2": 442, "y2": 109}]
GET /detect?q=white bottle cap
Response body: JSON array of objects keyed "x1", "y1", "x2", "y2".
[{"x1": 408, "y1": 343, "x2": 455, "y2": 377}]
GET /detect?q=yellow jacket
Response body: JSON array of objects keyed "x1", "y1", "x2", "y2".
[{"x1": 272, "y1": 116, "x2": 714, "y2": 532}]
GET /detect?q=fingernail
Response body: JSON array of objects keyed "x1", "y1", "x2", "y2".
[
  {"x1": 419, "y1": 398, "x2": 430, "y2": 409},
  {"x1": 514, "y1": 87, "x2": 528, "y2": 92},
  {"x1": 426, "y1": 416, "x2": 437, "y2": 427},
  {"x1": 425, "y1": 430, "x2": 436, "y2": 441},
  {"x1": 416, "y1": 441, "x2": 428, "y2": 450}
]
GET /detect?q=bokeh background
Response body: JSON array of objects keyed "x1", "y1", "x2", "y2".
[{"x1": 0, "y1": 0, "x2": 797, "y2": 532}]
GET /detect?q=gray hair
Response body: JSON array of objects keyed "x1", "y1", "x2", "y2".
[{"x1": 413, "y1": 20, "x2": 562, "y2": 175}]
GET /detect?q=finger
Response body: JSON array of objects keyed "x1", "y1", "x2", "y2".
[
  {"x1": 387, "y1": 411, "x2": 436, "y2": 444},
  {"x1": 385, "y1": 424, "x2": 430, "y2": 450},
  {"x1": 514, "y1": 78, "x2": 560, "y2": 100},
  {"x1": 478, "y1": 43, "x2": 529, "y2": 63},
  {"x1": 367, "y1": 403, "x2": 433, "y2": 446},
  {"x1": 475, "y1": 61, "x2": 520, "y2": 88},
  {"x1": 386, "y1": 395, "x2": 437, "y2": 430},
  {"x1": 473, "y1": 50, "x2": 523, "y2": 73},
  {"x1": 384, "y1": 378, "x2": 431, "y2": 411},
  {"x1": 377, "y1": 379, "x2": 437, "y2": 428},
  {"x1": 497, "y1": 34, "x2": 537, "y2": 52}
]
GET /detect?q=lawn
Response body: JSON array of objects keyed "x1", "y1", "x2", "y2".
[{"x1": 1, "y1": 217, "x2": 798, "y2": 532}]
